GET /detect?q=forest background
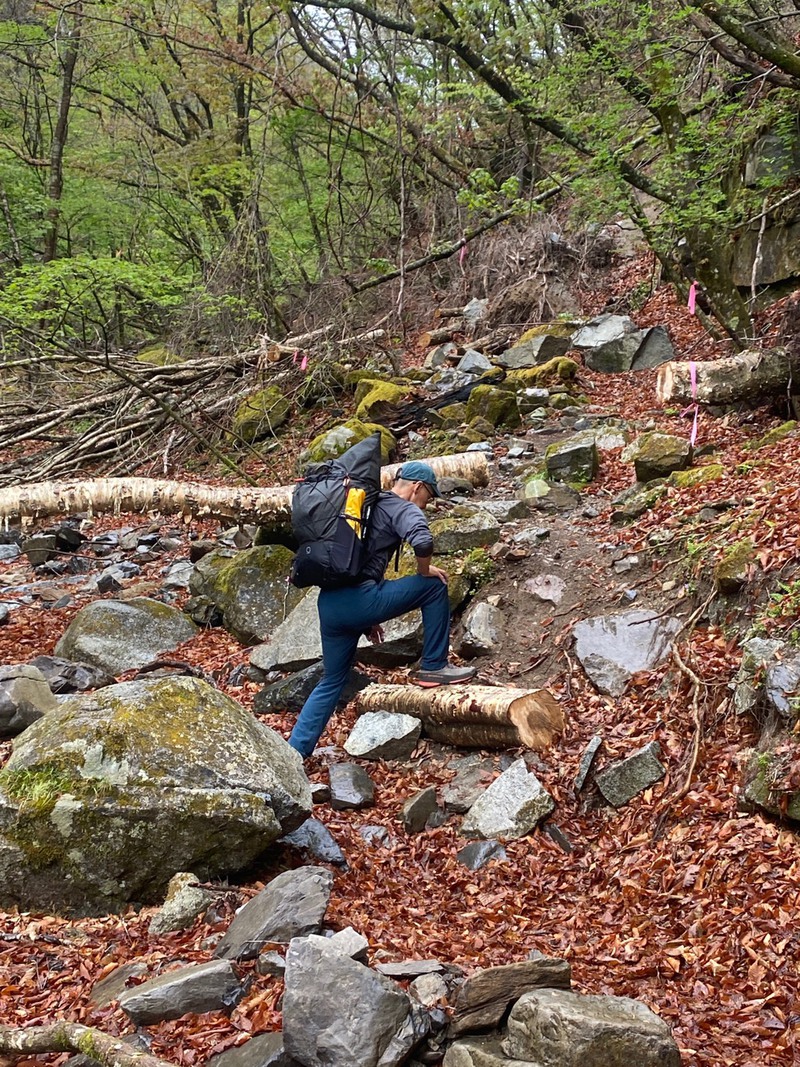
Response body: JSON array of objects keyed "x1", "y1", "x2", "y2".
[{"x1": 2, "y1": 0, "x2": 800, "y2": 366}]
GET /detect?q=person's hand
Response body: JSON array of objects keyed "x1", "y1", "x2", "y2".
[
  {"x1": 366, "y1": 624, "x2": 384, "y2": 644},
  {"x1": 424, "y1": 564, "x2": 448, "y2": 584}
]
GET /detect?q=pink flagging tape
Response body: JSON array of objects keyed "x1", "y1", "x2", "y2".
[
  {"x1": 688, "y1": 281, "x2": 698, "y2": 315},
  {"x1": 680, "y1": 360, "x2": 699, "y2": 447}
]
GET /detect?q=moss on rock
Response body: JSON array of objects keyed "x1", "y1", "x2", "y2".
[
  {"x1": 355, "y1": 381, "x2": 411, "y2": 423},
  {"x1": 465, "y1": 385, "x2": 520, "y2": 429},
  {"x1": 715, "y1": 537, "x2": 756, "y2": 594},
  {"x1": 668, "y1": 464, "x2": 725, "y2": 489},
  {"x1": 750, "y1": 420, "x2": 797, "y2": 451},
  {"x1": 507, "y1": 357, "x2": 579, "y2": 386},
  {"x1": 518, "y1": 322, "x2": 575, "y2": 342},
  {"x1": 304, "y1": 419, "x2": 395, "y2": 463},
  {"x1": 232, "y1": 387, "x2": 291, "y2": 441}
]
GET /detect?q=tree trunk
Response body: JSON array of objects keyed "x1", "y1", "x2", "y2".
[
  {"x1": 0, "y1": 1022, "x2": 171, "y2": 1067},
  {"x1": 356, "y1": 684, "x2": 563, "y2": 751},
  {"x1": 656, "y1": 347, "x2": 799, "y2": 406},
  {"x1": 0, "y1": 451, "x2": 489, "y2": 526},
  {"x1": 43, "y1": 3, "x2": 82, "y2": 263}
]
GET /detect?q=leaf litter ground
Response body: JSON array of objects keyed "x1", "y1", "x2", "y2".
[{"x1": 2, "y1": 276, "x2": 800, "y2": 1067}]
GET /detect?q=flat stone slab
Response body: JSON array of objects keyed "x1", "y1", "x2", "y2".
[
  {"x1": 450, "y1": 957, "x2": 572, "y2": 1036},
  {"x1": 207, "y1": 1032, "x2": 296, "y2": 1067},
  {"x1": 214, "y1": 866, "x2": 333, "y2": 959},
  {"x1": 329, "y1": 763, "x2": 375, "y2": 809},
  {"x1": 595, "y1": 741, "x2": 666, "y2": 807},
  {"x1": 376, "y1": 960, "x2": 447, "y2": 979},
  {"x1": 118, "y1": 960, "x2": 243, "y2": 1024},
  {"x1": 456, "y1": 840, "x2": 507, "y2": 871},
  {"x1": 280, "y1": 818, "x2": 346, "y2": 867},
  {"x1": 573, "y1": 609, "x2": 682, "y2": 696}
]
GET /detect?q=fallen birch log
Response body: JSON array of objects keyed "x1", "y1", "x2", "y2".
[
  {"x1": 656, "y1": 347, "x2": 799, "y2": 406},
  {"x1": 356, "y1": 684, "x2": 563, "y2": 751},
  {"x1": 0, "y1": 451, "x2": 489, "y2": 526},
  {"x1": 0, "y1": 1022, "x2": 171, "y2": 1067}
]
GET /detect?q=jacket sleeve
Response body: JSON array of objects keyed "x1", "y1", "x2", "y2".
[{"x1": 393, "y1": 500, "x2": 434, "y2": 557}]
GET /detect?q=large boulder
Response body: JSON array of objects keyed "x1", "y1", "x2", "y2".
[
  {"x1": 232, "y1": 387, "x2": 291, "y2": 442},
  {"x1": 573, "y1": 609, "x2": 682, "y2": 696},
  {"x1": 304, "y1": 419, "x2": 395, "y2": 464},
  {"x1": 54, "y1": 598, "x2": 197, "y2": 675},
  {"x1": 0, "y1": 677, "x2": 310, "y2": 914},
  {"x1": 544, "y1": 432, "x2": 599, "y2": 486},
  {"x1": 571, "y1": 315, "x2": 644, "y2": 373},
  {"x1": 189, "y1": 546, "x2": 305, "y2": 643}
]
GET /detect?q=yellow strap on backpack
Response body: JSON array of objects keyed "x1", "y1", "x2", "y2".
[{"x1": 344, "y1": 486, "x2": 366, "y2": 536}]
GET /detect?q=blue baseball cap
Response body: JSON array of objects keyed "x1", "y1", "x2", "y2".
[{"x1": 396, "y1": 460, "x2": 441, "y2": 497}]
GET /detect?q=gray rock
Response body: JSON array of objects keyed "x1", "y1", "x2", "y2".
[
  {"x1": 458, "y1": 602, "x2": 505, "y2": 658},
  {"x1": 631, "y1": 326, "x2": 674, "y2": 370},
  {"x1": 0, "y1": 677, "x2": 310, "y2": 914},
  {"x1": 429, "y1": 511, "x2": 501, "y2": 554},
  {"x1": 345, "y1": 712, "x2": 422, "y2": 761},
  {"x1": 424, "y1": 342, "x2": 458, "y2": 370},
  {"x1": 215, "y1": 866, "x2": 333, "y2": 959},
  {"x1": 401, "y1": 787, "x2": 439, "y2": 833},
  {"x1": 189, "y1": 546, "x2": 305, "y2": 643},
  {"x1": 442, "y1": 762, "x2": 494, "y2": 814},
  {"x1": 573, "y1": 609, "x2": 681, "y2": 696},
  {"x1": 496, "y1": 334, "x2": 571, "y2": 369},
  {"x1": 118, "y1": 960, "x2": 243, "y2": 1025},
  {"x1": 149, "y1": 871, "x2": 215, "y2": 935},
  {"x1": 764, "y1": 653, "x2": 800, "y2": 722},
  {"x1": 309, "y1": 926, "x2": 369, "y2": 962},
  {"x1": 426, "y1": 367, "x2": 475, "y2": 395},
  {"x1": 360, "y1": 825, "x2": 393, "y2": 848},
  {"x1": 281, "y1": 818, "x2": 346, "y2": 867},
  {"x1": 22, "y1": 534, "x2": 58, "y2": 567},
  {"x1": 457, "y1": 349, "x2": 492, "y2": 375},
  {"x1": 28, "y1": 655, "x2": 114, "y2": 694},
  {"x1": 522, "y1": 574, "x2": 565, "y2": 604},
  {"x1": 571, "y1": 315, "x2": 644, "y2": 373},
  {"x1": 0, "y1": 604, "x2": 10, "y2": 625},
  {"x1": 162, "y1": 560, "x2": 195, "y2": 590},
  {"x1": 574, "y1": 736, "x2": 603, "y2": 792},
  {"x1": 456, "y1": 840, "x2": 507, "y2": 870},
  {"x1": 253, "y1": 661, "x2": 371, "y2": 715},
  {"x1": 461, "y1": 759, "x2": 554, "y2": 840},
  {"x1": 733, "y1": 637, "x2": 785, "y2": 717},
  {"x1": 503, "y1": 987, "x2": 680, "y2": 1067},
  {"x1": 544, "y1": 432, "x2": 598, "y2": 485},
  {"x1": 450, "y1": 957, "x2": 572, "y2": 1036},
  {"x1": 54, "y1": 597, "x2": 197, "y2": 675},
  {"x1": 0, "y1": 544, "x2": 20, "y2": 562},
  {"x1": 256, "y1": 951, "x2": 286, "y2": 978},
  {"x1": 463, "y1": 298, "x2": 488, "y2": 329},
  {"x1": 376, "y1": 960, "x2": 446, "y2": 979},
  {"x1": 283, "y1": 937, "x2": 420, "y2": 1067},
  {"x1": 595, "y1": 741, "x2": 666, "y2": 806},
  {"x1": 207, "y1": 1032, "x2": 297, "y2": 1067},
  {"x1": 410, "y1": 972, "x2": 449, "y2": 1008},
  {"x1": 329, "y1": 763, "x2": 375, "y2": 809},
  {"x1": 477, "y1": 499, "x2": 530, "y2": 523},
  {"x1": 250, "y1": 589, "x2": 367, "y2": 673},
  {"x1": 465, "y1": 442, "x2": 493, "y2": 453},
  {"x1": 0, "y1": 664, "x2": 58, "y2": 738},
  {"x1": 89, "y1": 962, "x2": 149, "y2": 1007},
  {"x1": 512, "y1": 527, "x2": 550, "y2": 545},
  {"x1": 611, "y1": 481, "x2": 666, "y2": 522}
]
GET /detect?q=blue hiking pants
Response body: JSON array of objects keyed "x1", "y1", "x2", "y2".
[{"x1": 288, "y1": 575, "x2": 450, "y2": 757}]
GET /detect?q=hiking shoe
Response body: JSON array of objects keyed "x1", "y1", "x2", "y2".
[{"x1": 411, "y1": 664, "x2": 477, "y2": 687}]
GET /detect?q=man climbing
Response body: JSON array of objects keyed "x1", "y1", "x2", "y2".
[{"x1": 288, "y1": 460, "x2": 476, "y2": 758}]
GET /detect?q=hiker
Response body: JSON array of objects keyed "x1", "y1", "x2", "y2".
[{"x1": 288, "y1": 460, "x2": 476, "y2": 758}]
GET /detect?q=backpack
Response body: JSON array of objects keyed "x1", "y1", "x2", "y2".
[{"x1": 289, "y1": 432, "x2": 383, "y2": 589}]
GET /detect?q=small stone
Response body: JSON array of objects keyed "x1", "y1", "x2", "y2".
[
  {"x1": 523, "y1": 574, "x2": 565, "y2": 604},
  {"x1": 255, "y1": 950, "x2": 286, "y2": 978},
  {"x1": 574, "y1": 736, "x2": 603, "y2": 792},
  {"x1": 329, "y1": 763, "x2": 375, "y2": 809},
  {"x1": 595, "y1": 741, "x2": 666, "y2": 807},
  {"x1": 456, "y1": 840, "x2": 507, "y2": 871},
  {"x1": 402, "y1": 787, "x2": 439, "y2": 833},
  {"x1": 96, "y1": 573, "x2": 122, "y2": 594},
  {"x1": 311, "y1": 781, "x2": 331, "y2": 805},
  {"x1": 280, "y1": 818, "x2": 346, "y2": 867},
  {"x1": 410, "y1": 972, "x2": 450, "y2": 1008},
  {"x1": 359, "y1": 824, "x2": 392, "y2": 847},
  {"x1": 344, "y1": 711, "x2": 422, "y2": 760}
]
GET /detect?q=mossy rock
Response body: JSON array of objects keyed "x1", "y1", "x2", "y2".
[
  {"x1": 136, "y1": 345, "x2": 184, "y2": 366},
  {"x1": 232, "y1": 387, "x2": 291, "y2": 442},
  {"x1": 189, "y1": 545, "x2": 305, "y2": 643},
  {"x1": 507, "y1": 357, "x2": 579, "y2": 386},
  {"x1": 623, "y1": 431, "x2": 691, "y2": 483},
  {"x1": 458, "y1": 426, "x2": 489, "y2": 446},
  {"x1": 438, "y1": 402, "x2": 468, "y2": 424},
  {"x1": 408, "y1": 431, "x2": 453, "y2": 458},
  {"x1": 518, "y1": 322, "x2": 575, "y2": 342},
  {"x1": 0, "y1": 677, "x2": 310, "y2": 914},
  {"x1": 544, "y1": 431, "x2": 598, "y2": 486},
  {"x1": 353, "y1": 377, "x2": 390, "y2": 406},
  {"x1": 355, "y1": 381, "x2": 412, "y2": 423},
  {"x1": 465, "y1": 385, "x2": 520, "y2": 429},
  {"x1": 714, "y1": 537, "x2": 756, "y2": 594},
  {"x1": 478, "y1": 366, "x2": 507, "y2": 383},
  {"x1": 668, "y1": 464, "x2": 725, "y2": 489},
  {"x1": 749, "y1": 420, "x2": 798, "y2": 451},
  {"x1": 743, "y1": 744, "x2": 800, "y2": 821},
  {"x1": 304, "y1": 419, "x2": 395, "y2": 463},
  {"x1": 549, "y1": 391, "x2": 580, "y2": 411},
  {"x1": 468, "y1": 416, "x2": 496, "y2": 437},
  {"x1": 345, "y1": 369, "x2": 387, "y2": 390},
  {"x1": 429, "y1": 508, "x2": 501, "y2": 554},
  {"x1": 55, "y1": 598, "x2": 197, "y2": 676},
  {"x1": 611, "y1": 481, "x2": 666, "y2": 522}
]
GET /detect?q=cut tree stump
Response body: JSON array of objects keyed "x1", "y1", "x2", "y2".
[
  {"x1": 0, "y1": 451, "x2": 489, "y2": 526},
  {"x1": 355, "y1": 684, "x2": 563, "y2": 751},
  {"x1": 656, "y1": 347, "x2": 800, "y2": 406}
]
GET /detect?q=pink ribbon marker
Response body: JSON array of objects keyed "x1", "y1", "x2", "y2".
[
  {"x1": 459, "y1": 243, "x2": 468, "y2": 266},
  {"x1": 688, "y1": 281, "x2": 698, "y2": 316}
]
